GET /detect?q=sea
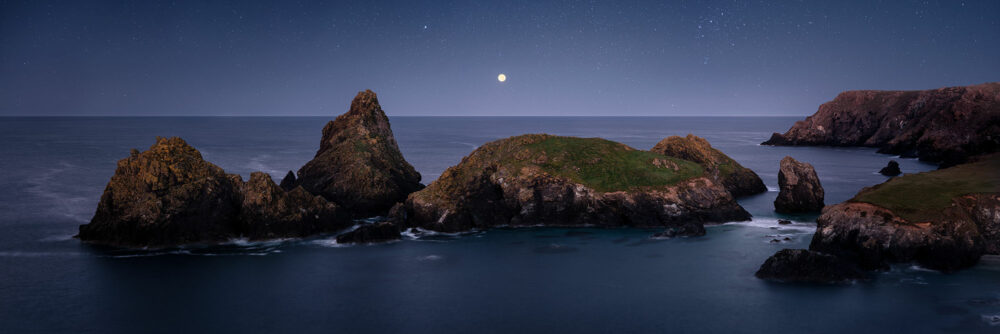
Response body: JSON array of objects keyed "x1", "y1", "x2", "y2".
[{"x1": 1, "y1": 116, "x2": 998, "y2": 333}]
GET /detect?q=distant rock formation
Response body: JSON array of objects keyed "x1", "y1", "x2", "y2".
[
  {"x1": 774, "y1": 156, "x2": 825, "y2": 213},
  {"x1": 755, "y1": 249, "x2": 868, "y2": 283},
  {"x1": 391, "y1": 134, "x2": 751, "y2": 234},
  {"x1": 77, "y1": 137, "x2": 351, "y2": 248},
  {"x1": 757, "y1": 154, "x2": 1000, "y2": 282},
  {"x1": 650, "y1": 134, "x2": 766, "y2": 197},
  {"x1": 294, "y1": 90, "x2": 423, "y2": 217},
  {"x1": 762, "y1": 82, "x2": 1000, "y2": 167},
  {"x1": 879, "y1": 160, "x2": 901, "y2": 176}
]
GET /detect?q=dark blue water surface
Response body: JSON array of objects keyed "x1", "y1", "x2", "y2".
[{"x1": 1, "y1": 117, "x2": 999, "y2": 333}]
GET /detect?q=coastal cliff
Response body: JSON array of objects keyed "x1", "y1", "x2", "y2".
[
  {"x1": 293, "y1": 90, "x2": 424, "y2": 217},
  {"x1": 392, "y1": 134, "x2": 751, "y2": 234},
  {"x1": 763, "y1": 82, "x2": 1000, "y2": 166},
  {"x1": 757, "y1": 154, "x2": 1000, "y2": 282}
]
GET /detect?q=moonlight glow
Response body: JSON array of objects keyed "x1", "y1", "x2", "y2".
[{"x1": 497, "y1": 74, "x2": 506, "y2": 82}]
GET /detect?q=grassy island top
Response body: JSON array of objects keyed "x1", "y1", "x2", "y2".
[
  {"x1": 429, "y1": 134, "x2": 705, "y2": 194},
  {"x1": 851, "y1": 154, "x2": 1000, "y2": 222}
]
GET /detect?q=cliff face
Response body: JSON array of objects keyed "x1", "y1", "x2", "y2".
[
  {"x1": 295, "y1": 90, "x2": 423, "y2": 217},
  {"x1": 650, "y1": 134, "x2": 766, "y2": 197},
  {"x1": 78, "y1": 137, "x2": 351, "y2": 249},
  {"x1": 393, "y1": 134, "x2": 751, "y2": 233},
  {"x1": 763, "y1": 82, "x2": 1000, "y2": 166}
]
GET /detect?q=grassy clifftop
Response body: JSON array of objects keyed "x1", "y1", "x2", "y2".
[{"x1": 851, "y1": 154, "x2": 1000, "y2": 222}]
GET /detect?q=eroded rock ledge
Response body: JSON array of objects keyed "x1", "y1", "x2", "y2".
[
  {"x1": 763, "y1": 82, "x2": 1000, "y2": 167},
  {"x1": 650, "y1": 134, "x2": 766, "y2": 197}
]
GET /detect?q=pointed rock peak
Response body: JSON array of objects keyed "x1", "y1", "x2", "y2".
[
  {"x1": 297, "y1": 90, "x2": 423, "y2": 217},
  {"x1": 279, "y1": 170, "x2": 297, "y2": 190},
  {"x1": 147, "y1": 136, "x2": 204, "y2": 161}
]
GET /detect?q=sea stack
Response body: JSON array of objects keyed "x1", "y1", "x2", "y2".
[
  {"x1": 294, "y1": 90, "x2": 424, "y2": 217},
  {"x1": 77, "y1": 137, "x2": 351, "y2": 248},
  {"x1": 774, "y1": 156, "x2": 825, "y2": 213},
  {"x1": 762, "y1": 82, "x2": 1000, "y2": 167},
  {"x1": 650, "y1": 134, "x2": 766, "y2": 197},
  {"x1": 392, "y1": 134, "x2": 751, "y2": 234},
  {"x1": 879, "y1": 160, "x2": 901, "y2": 176}
]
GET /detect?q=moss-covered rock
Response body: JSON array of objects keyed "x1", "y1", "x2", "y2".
[
  {"x1": 295, "y1": 90, "x2": 423, "y2": 217},
  {"x1": 394, "y1": 134, "x2": 750, "y2": 233},
  {"x1": 78, "y1": 137, "x2": 351, "y2": 249},
  {"x1": 651, "y1": 134, "x2": 766, "y2": 197}
]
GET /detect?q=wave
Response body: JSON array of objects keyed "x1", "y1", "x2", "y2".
[
  {"x1": 766, "y1": 186, "x2": 778, "y2": 192},
  {"x1": 723, "y1": 217, "x2": 815, "y2": 232},
  {"x1": 24, "y1": 161, "x2": 93, "y2": 223},
  {"x1": 0, "y1": 251, "x2": 83, "y2": 257}
]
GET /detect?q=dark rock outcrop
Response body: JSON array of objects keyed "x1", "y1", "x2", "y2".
[
  {"x1": 239, "y1": 172, "x2": 350, "y2": 240},
  {"x1": 294, "y1": 90, "x2": 423, "y2": 217},
  {"x1": 879, "y1": 160, "x2": 901, "y2": 176},
  {"x1": 335, "y1": 221, "x2": 402, "y2": 244},
  {"x1": 651, "y1": 134, "x2": 766, "y2": 197},
  {"x1": 279, "y1": 170, "x2": 297, "y2": 190},
  {"x1": 762, "y1": 82, "x2": 1000, "y2": 167},
  {"x1": 392, "y1": 134, "x2": 751, "y2": 233},
  {"x1": 651, "y1": 223, "x2": 706, "y2": 238},
  {"x1": 774, "y1": 156, "x2": 825, "y2": 213},
  {"x1": 755, "y1": 249, "x2": 869, "y2": 283},
  {"x1": 78, "y1": 137, "x2": 351, "y2": 248}
]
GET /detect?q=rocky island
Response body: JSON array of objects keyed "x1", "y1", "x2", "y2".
[
  {"x1": 79, "y1": 90, "x2": 425, "y2": 248},
  {"x1": 763, "y1": 82, "x2": 1000, "y2": 167},
  {"x1": 391, "y1": 134, "x2": 752, "y2": 235},
  {"x1": 773, "y1": 156, "x2": 824, "y2": 213},
  {"x1": 757, "y1": 154, "x2": 1000, "y2": 283},
  {"x1": 77, "y1": 137, "x2": 351, "y2": 248}
]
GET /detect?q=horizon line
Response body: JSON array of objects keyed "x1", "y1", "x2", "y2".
[{"x1": 0, "y1": 114, "x2": 808, "y2": 118}]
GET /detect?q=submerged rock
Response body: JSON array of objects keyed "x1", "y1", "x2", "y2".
[
  {"x1": 295, "y1": 90, "x2": 423, "y2": 217},
  {"x1": 774, "y1": 156, "x2": 825, "y2": 213},
  {"x1": 393, "y1": 134, "x2": 751, "y2": 233},
  {"x1": 335, "y1": 221, "x2": 402, "y2": 244},
  {"x1": 651, "y1": 223, "x2": 706, "y2": 238},
  {"x1": 879, "y1": 160, "x2": 901, "y2": 176},
  {"x1": 762, "y1": 82, "x2": 1000, "y2": 167},
  {"x1": 78, "y1": 137, "x2": 351, "y2": 249},
  {"x1": 651, "y1": 134, "x2": 766, "y2": 197},
  {"x1": 755, "y1": 249, "x2": 868, "y2": 283}
]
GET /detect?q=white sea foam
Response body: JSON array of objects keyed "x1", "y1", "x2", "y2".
[
  {"x1": 24, "y1": 161, "x2": 92, "y2": 223},
  {"x1": 766, "y1": 186, "x2": 779, "y2": 192},
  {"x1": 723, "y1": 218, "x2": 815, "y2": 232},
  {"x1": 417, "y1": 255, "x2": 442, "y2": 261}
]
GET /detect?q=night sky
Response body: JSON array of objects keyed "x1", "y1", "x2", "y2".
[{"x1": 1, "y1": 0, "x2": 998, "y2": 116}]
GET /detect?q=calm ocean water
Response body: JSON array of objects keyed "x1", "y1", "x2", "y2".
[{"x1": 1, "y1": 117, "x2": 998, "y2": 333}]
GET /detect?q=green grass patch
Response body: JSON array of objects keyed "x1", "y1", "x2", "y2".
[
  {"x1": 522, "y1": 136, "x2": 704, "y2": 192},
  {"x1": 851, "y1": 154, "x2": 1000, "y2": 222}
]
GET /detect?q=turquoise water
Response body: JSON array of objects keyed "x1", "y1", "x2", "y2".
[{"x1": 1, "y1": 117, "x2": 997, "y2": 333}]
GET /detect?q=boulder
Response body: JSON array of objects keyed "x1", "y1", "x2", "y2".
[
  {"x1": 762, "y1": 82, "x2": 1000, "y2": 167},
  {"x1": 651, "y1": 134, "x2": 766, "y2": 197},
  {"x1": 755, "y1": 249, "x2": 869, "y2": 283},
  {"x1": 774, "y1": 156, "x2": 825, "y2": 213},
  {"x1": 393, "y1": 134, "x2": 751, "y2": 233},
  {"x1": 78, "y1": 137, "x2": 351, "y2": 249},
  {"x1": 294, "y1": 90, "x2": 423, "y2": 217},
  {"x1": 651, "y1": 223, "x2": 706, "y2": 238},
  {"x1": 879, "y1": 160, "x2": 901, "y2": 176}
]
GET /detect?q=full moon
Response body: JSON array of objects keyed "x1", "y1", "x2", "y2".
[{"x1": 497, "y1": 73, "x2": 506, "y2": 82}]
